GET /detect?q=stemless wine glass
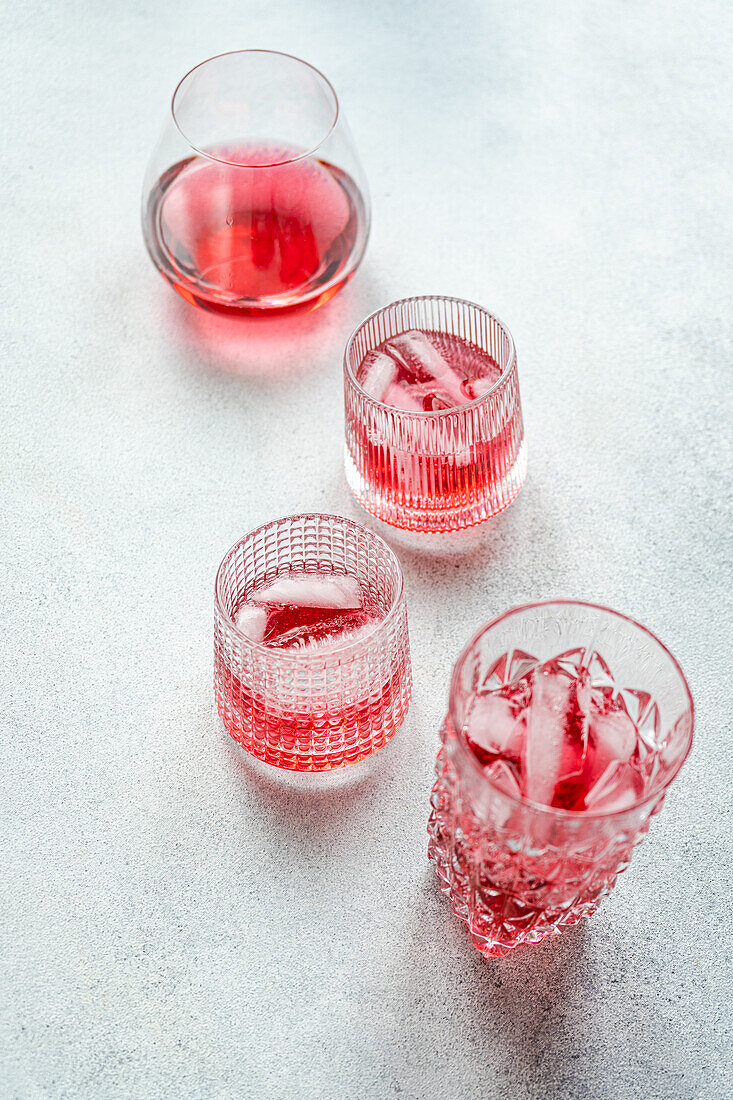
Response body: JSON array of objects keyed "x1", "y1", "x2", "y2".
[
  {"x1": 343, "y1": 296, "x2": 526, "y2": 533},
  {"x1": 142, "y1": 51, "x2": 371, "y2": 317},
  {"x1": 428, "y1": 601, "x2": 694, "y2": 957},
  {"x1": 214, "y1": 514, "x2": 412, "y2": 771}
]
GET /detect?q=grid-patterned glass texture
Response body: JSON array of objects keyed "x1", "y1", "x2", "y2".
[{"x1": 214, "y1": 513, "x2": 412, "y2": 770}]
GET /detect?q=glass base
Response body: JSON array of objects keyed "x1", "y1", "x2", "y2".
[
  {"x1": 345, "y1": 439, "x2": 527, "y2": 534},
  {"x1": 164, "y1": 270, "x2": 353, "y2": 319},
  {"x1": 427, "y1": 732, "x2": 652, "y2": 958}
]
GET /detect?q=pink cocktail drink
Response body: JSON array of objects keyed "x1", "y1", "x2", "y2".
[
  {"x1": 428, "y1": 602, "x2": 693, "y2": 957},
  {"x1": 344, "y1": 298, "x2": 526, "y2": 533},
  {"x1": 144, "y1": 145, "x2": 367, "y2": 317},
  {"x1": 142, "y1": 52, "x2": 370, "y2": 317},
  {"x1": 214, "y1": 515, "x2": 411, "y2": 770}
]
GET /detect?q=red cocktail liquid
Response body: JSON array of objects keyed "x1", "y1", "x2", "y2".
[
  {"x1": 144, "y1": 145, "x2": 367, "y2": 316},
  {"x1": 462, "y1": 649, "x2": 660, "y2": 812},
  {"x1": 233, "y1": 572, "x2": 380, "y2": 651},
  {"x1": 357, "y1": 329, "x2": 503, "y2": 412}
]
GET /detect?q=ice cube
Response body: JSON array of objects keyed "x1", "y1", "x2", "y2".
[
  {"x1": 251, "y1": 574, "x2": 362, "y2": 610},
  {"x1": 465, "y1": 376, "x2": 495, "y2": 400},
  {"x1": 464, "y1": 692, "x2": 524, "y2": 763},
  {"x1": 384, "y1": 330, "x2": 467, "y2": 405},
  {"x1": 483, "y1": 759, "x2": 524, "y2": 826},
  {"x1": 267, "y1": 614, "x2": 377, "y2": 652},
  {"x1": 524, "y1": 667, "x2": 590, "y2": 806},
  {"x1": 358, "y1": 350, "x2": 397, "y2": 401},
  {"x1": 484, "y1": 759, "x2": 523, "y2": 799},
  {"x1": 234, "y1": 603, "x2": 267, "y2": 642},
  {"x1": 423, "y1": 393, "x2": 453, "y2": 412},
  {"x1": 584, "y1": 761, "x2": 644, "y2": 813},
  {"x1": 524, "y1": 671, "x2": 572, "y2": 806},
  {"x1": 383, "y1": 381, "x2": 426, "y2": 412},
  {"x1": 589, "y1": 703, "x2": 637, "y2": 767},
  {"x1": 305, "y1": 619, "x2": 378, "y2": 652},
  {"x1": 407, "y1": 381, "x2": 453, "y2": 410}
]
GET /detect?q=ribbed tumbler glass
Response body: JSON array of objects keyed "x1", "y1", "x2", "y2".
[{"x1": 344, "y1": 296, "x2": 526, "y2": 533}]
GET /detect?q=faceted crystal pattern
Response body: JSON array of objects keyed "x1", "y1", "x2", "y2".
[
  {"x1": 344, "y1": 297, "x2": 526, "y2": 533},
  {"x1": 427, "y1": 601, "x2": 694, "y2": 959},
  {"x1": 428, "y1": 722, "x2": 664, "y2": 958},
  {"x1": 214, "y1": 514, "x2": 412, "y2": 771},
  {"x1": 464, "y1": 647, "x2": 664, "y2": 813}
]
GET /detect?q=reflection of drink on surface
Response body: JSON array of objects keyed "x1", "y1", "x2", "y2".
[
  {"x1": 215, "y1": 572, "x2": 409, "y2": 770},
  {"x1": 144, "y1": 144, "x2": 368, "y2": 316},
  {"x1": 347, "y1": 328, "x2": 525, "y2": 531},
  {"x1": 429, "y1": 648, "x2": 677, "y2": 956}
]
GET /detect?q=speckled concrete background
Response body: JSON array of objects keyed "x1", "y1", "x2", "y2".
[{"x1": 2, "y1": 2, "x2": 731, "y2": 1097}]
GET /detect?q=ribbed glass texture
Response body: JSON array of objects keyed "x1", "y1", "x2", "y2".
[
  {"x1": 427, "y1": 602, "x2": 694, "y2": 957},
  {"x1": 214, "y1": 514, "x2": 411, "y2": 770},
  {"x1": 343, "y1": 296, "x2": 526, "y2": 532}
]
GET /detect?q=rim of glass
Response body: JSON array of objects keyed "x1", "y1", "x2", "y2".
[
  {"x1": 171, "y1": 50, "x2": 340, "y2": 168},
  {"x1": 448, "y1": 599, "x2": 695, "y2": 821},
  {"x1": 214, "y1": 513, "x2": 406, "y2": 663},
  {"x1": 343, "y1": 295, "x2": 517, "y2": 417}
]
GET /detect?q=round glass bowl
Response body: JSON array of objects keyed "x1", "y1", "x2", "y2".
[{"x1": 142, "y1": 51, "x2": 370, "y2": 317}]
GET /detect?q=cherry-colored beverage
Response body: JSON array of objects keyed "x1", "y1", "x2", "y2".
[
  {"x1": 357, "y1": 329, "x2": 504, "y2": 412},
  {"x1": 232, "y1": 572, "x2": 380, "y2": 651},
  {"x1": 460, "y1": 649, "x2": 661, "y2": 812},
  {"x1": 144, "y1": 144, "x2": 368, "y2": 317},
  {"x1": 351, "y1": 329, "x2": 524, "y2": 527}
]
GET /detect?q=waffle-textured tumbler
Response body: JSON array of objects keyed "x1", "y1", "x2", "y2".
[{"x1": 214, "y1": 513, "x2": 411, "y2": 770}]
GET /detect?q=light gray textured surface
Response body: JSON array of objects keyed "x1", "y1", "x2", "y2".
[{"x1": 2, "y1": 2, "x2": 732, "y2": 1097}]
